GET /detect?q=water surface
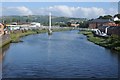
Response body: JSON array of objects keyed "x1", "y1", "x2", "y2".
[{"x1": 2, "y1": 30, "x2": 118, "y2": 78}]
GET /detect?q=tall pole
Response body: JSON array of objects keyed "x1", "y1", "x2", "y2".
[
  {"x1": 49, "y1": 12, "x2": 51, "y2": 30},
  {"x1": 48, "y1": 12, "x2": 52, "y2": 35}
]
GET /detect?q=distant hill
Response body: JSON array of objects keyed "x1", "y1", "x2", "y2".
[{"x1": 0, "y1": 15, "x2": 87, "y2": 26}]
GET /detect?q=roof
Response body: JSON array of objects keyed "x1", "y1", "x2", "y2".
[{"x1": 89, "y1": 19, "x2": 113, "y2": 23}]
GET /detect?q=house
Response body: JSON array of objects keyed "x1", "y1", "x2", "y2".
[
  {"x1": 89, "y1": 19, "x2": 115, "y2": 29},
  {"x1": 30, "y1": 22, "x2": 41, "y2": 27},
  {"x1": 96, "y1": 18, "x2": 119, "y2": 36},
  {"x1": 114, "y1": 16, "x2": 120, "y2": 21},
  {"x1": 0, "y1": 23, "x2": 4, "y2": 36},
  {"x1": 70, "y1": 24, "x2": 79, "y2": 27},
  {"x1": 6, "y1": 24, "x2": 20, "y2": 31},
  {"x1": 113, "y1": 16, "x2": 120, "y2": 26},
  {"x1": 107, "y1": 26, "x2": 120, "y2": 36},
  {"x1": 29, "y1": 22, "x2": 41, "y2": 29},
  {"x1": 19, "y1": 25, "x2": 29, "y2": 30},
  {"x1": 98, "y1": 25, "x2": 120, "y2": 37}
]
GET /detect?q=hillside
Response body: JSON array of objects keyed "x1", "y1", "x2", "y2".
[{"x1": 0, "y1": 15, "x2": 87, "y2": 26}]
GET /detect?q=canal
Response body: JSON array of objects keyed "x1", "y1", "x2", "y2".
[{"x1": 1, "y1": 30, "x2": 119, "y2": 78}]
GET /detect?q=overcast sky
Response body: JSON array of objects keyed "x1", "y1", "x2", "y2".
[{"x1": 1, "y1": 2, "x2": 118, "y2": 19}]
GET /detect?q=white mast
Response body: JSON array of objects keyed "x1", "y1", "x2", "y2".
[
  {"x1": 48, "y1": 12, "x2": 52, "y2": 35},
  {"x1": 49, "y1": 12, "x2": 51, "y2": 30}
]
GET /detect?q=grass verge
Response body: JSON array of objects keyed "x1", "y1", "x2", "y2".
[
  {"x1": 1, "y1": 28, "x2": 72, "y2": 47},
  {"x1": 78, "y1": 30, "x2": 120, "y2": 52}
]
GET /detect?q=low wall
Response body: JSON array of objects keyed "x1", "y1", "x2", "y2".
[{"x1": 0, "y1": 34, "x2": 11, "y2": 47}]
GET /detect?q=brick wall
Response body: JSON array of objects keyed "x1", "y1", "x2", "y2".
[
  {"x1": 101, "y1": 26, "x2": 120, "y2": 36},
  {"x1": 89, "y1": 23, "x2": 96, "y2": 29},
  {"x1": 89, "y1": 22, "x2": 106, "y2": 29},
  {"x1": 111, "y1": 27, "x2": 120, "y2": 36}
]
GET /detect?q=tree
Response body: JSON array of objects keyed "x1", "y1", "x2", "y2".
[
  {"x1": 12, "y1": 18, "x2": 17, "y2": 22},
  {"x1": 3, "y1": 19, "x2": 11, "y2": 24},
  {"x1": 98, "y1": 16, "x2": 103, "y2": 19},
  {"x1": 98, "y1": 15, "x2": 112, "y2": 19},
  {"x1": 114, "y1": 14, "x2": 120, "y2": 18},
  {"x1": 67, "y1": 22, "x2": 71, "y2": 27},
  {"x1": 76, "y1": 22, "x2": 79, "y2": 24},
  {"x1": 114, "y1": 21, "x2": 120, "y2": 24},
  {"x1": 104, "y1": 15, "x2": 112, "y2": 19},
  {"x1": 78, "y1": 21, "x2": 89, "y2": 28},
  {"x1": 59, "y1": 23, "x2": 67, "y2": 27},
  {"x1": 26, "y1": 19, "x2": 30, "y2": 23}
]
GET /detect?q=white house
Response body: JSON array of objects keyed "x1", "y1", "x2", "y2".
[
  {"x1": 114, "y1": 16, "x2": 120, "y2": 21},
  {"x1": 20, "y1": 25, "x2": 29, "y2": 30},
  {"x1": 30, "y1": 22, "x2": 41, "y2": 28},
  {"x1": 6, "y1": 25, "x2": 20, "y2": 31}
]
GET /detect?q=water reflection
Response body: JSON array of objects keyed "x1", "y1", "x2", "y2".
[
  {"x1": 118, "y1": 54, "x2": 120, "y2": 79},
  {"x1": 0, "y1": 44, "x2": 10, "y2": 62},
  {"x1": 0, "y1": 44, "x2": 10, "y2": 79}
]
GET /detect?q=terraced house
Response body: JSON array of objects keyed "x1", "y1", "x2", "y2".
[{"x1": 88, "y1": 19, "x2": 116, "y2": 29}]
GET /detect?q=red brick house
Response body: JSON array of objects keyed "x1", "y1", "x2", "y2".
[{"x1": 89, "y1": 19, "x2": 116, "y2": 29}]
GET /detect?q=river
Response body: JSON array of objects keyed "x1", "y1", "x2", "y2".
[{"x1": 1, "y1": 30, "x2": 119, "y2": 78}]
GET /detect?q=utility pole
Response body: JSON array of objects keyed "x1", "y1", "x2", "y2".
[{"x1": 48, "y1": 12, "x2": 52, "y2": 35}]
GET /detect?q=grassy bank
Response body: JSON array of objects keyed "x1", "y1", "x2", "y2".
[
  {"x1": 78, "y1": 30, "x2": 120, "y2": 52},
  {"x1": 10, "y1": 29, "x2": 47, "y2": 43},
  {"x1": 10, "y1": 28, "x2": 72, "y2": 42},
  {"x1": 0, "y1": 39, "x2": 11, "y2": 48},
  {"x1": 1, "y1": 28, "x2": 72, "y2": 47}
]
